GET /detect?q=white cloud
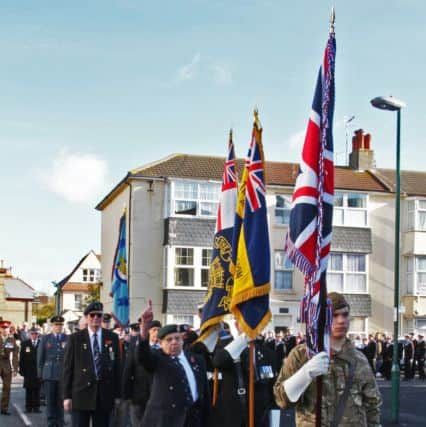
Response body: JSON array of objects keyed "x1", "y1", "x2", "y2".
[
  {"x1": 211, "y1": 63, "x2": 233, "y2": 85},
  {"x1": 177, "y1": 53, "x2": 201, "y2": 81},
  {"x1": 39, "y1": 150, "x2": 108, "y2": 203},
  {"x1": 287, "y1": 129, "x2": 306, "y2": 149}
]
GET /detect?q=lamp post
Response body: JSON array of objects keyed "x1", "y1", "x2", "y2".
[{"x1": 371, "y1": 95, "x2": 406, "y2": 424}]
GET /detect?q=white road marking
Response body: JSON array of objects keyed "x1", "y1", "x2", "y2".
[{"x1": 12, "y1": 403, "x2": 32, "y2": 426}]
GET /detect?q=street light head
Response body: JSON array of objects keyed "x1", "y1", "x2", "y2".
[{"x1": 371, "y1": 96, "x2": 406, "y2": 111}]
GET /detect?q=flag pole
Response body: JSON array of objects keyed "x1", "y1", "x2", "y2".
[{"x1": 249, "y1": 340, "x2": 255, "y2": 427}]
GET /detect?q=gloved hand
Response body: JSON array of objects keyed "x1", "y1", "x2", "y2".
[
  {"x1": 283, "y1": 351, "x2": 329, "y2": 402},
  {"x1": 199, "y1": 325, "x2": 220, "y2": 353},
  {"x1": 224, "y1": 334, "x2": 249, "y2": 360}
]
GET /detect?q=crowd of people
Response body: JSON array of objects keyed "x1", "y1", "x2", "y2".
[{"x1": 0, "y1": 293, "x2": 424, "y2": 426}]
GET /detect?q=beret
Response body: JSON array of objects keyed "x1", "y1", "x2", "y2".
[
  {"x1": 84, "y1": 301, "x2": 103, "y2": 316},
  {"x1": 157, "y1": 324, "x2": 180, "y2": 340},
  {"x1": 29, "y1": 327, "x2": 39, "y2": 333},
  {"x1": 129, "y1": 322, "x2": 140, "y2": 331},
  {"x1": 147, "y1": 320, "x2": 162, "y2": 330},
  {"x1": 102, "y1": 313, "x2": 112, "y2": 322},
  {"x1": 50, "y1": 315, "x2": 65, "y2": 324},
  {"x1": 328, "y1": 292, "x2": 350, "y2": 312}
]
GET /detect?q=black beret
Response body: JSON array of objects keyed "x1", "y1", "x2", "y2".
[
  {"x1": 50, "y1": 315, "x2": 65, "y2": 324},
  {"x1": 29, "y1": 327, "x2": 39, "y2": 333},
  {"x1": 157, "y1": 324, "x2": 180, "y2": 340},
  {"x1": 102, "y1": 313, "x2": 112, "y2": 322},
  {"x1": 84, "y1": 301, "x2": 103, "y2": 316},
  {"x1": 129, "y1": 322, "x2": 140, "y2": 331},
  {"x1": 178, "y1": 324, "x2": 191, "y2": 333},
  {"x1": 147, "y1": 320, "x2": 162, "y2": 330}
]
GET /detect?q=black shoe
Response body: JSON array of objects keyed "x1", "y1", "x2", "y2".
[
  {"x1": 0, "y1": 410, "x2": 11, "y2": 415},
  {"x1": 25, "y1": 408, "x2": 32, "y2": 413}
]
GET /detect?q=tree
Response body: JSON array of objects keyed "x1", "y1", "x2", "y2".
[
  {"x1": 84, "y1": 283, "x2": 101, "y2": 308},
  {"x1": 34, "y1": 303, "x2": 55, "y2": 325}
]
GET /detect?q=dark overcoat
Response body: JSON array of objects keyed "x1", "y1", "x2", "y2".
[
  {"x1": 63, "y1": 328, "x2": 121, "y2": 411},
  {"x1": 19, "y1": 339, "x2": 40, "y2": 388},
  {"x1": 37, "y1": 333, "x2": 68, "y2": 381},
  {"x1": 137, "y1": 339, "x2": 211, "y2": 427}
]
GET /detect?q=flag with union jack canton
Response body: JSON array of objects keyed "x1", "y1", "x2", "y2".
[
  {"x1": 284, "y1": 30, "x2": 336, "y2": 356},
  {"x1": 110, "y1": 210, "x2": 130, "y2": 327},
  {"x1": 200, "y1": 132, "x2": 238, "y2": 335},
  {"x1": 230, "y1": 115, "x2": 271, "y2": 340}
]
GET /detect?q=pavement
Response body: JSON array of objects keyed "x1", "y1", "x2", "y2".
[{"x1": 1, "y1": 375, "x2": 425, "y2": 426}]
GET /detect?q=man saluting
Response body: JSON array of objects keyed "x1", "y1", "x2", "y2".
[
  {"x1": 138, "y1": 300, "x2": 211, "y2": 427},
  {"x1": 63, "y1": 302, "x2": 121, "y2": 427}
]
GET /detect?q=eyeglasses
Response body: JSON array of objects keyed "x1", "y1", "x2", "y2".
[{"x1": 89, "y1": 313, "x2": 103, "y2": 318}]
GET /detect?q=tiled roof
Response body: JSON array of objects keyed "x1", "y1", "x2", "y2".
[
  {"x1": 61, "y1": 283, "x2": 92, "y2": 292},
  {"x1": 373, "y1": 168, "x2": 426, "y2": 196},
  {"x1": 162, "y1": 289, "x2": 206, "y2": 315},
  {"x1": 4, "y1": 278, "x2": 35, "y2": 300},
  {"x1": 164, "y1": 218, "x2": 215, "y2": 247},
  {"x1": 332, "y1": 227, "x2": 372, "y2": 253}
]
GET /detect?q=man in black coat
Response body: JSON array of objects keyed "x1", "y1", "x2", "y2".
[
  {"x1": 137, "y1": 300, "x2": 211, "y2": 427},
  {"x1": 63, "y1": 301, "x2": 121, "y2": 427},
  {"x1": 19, "y1": 327, "x2": 42, "y2": 413},
  {"x1": 414, "y1": 334, "x2": 425, "y2": 379}
]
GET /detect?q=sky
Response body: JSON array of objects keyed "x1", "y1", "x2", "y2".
[{"x1": 0, "y1": 0, "x2": 424, "y2": 294}]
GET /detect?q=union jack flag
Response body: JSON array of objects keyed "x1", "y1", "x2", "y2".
[
  {"x1": 284, "y1": 30, "x2": 336, "y2": 356},
  {"x1": 245, "y1": 135, "x2": 266, "y2": 212}
]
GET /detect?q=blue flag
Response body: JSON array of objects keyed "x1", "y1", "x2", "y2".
[{"x1": 110, "y1": 211, "x2": 129, "y2": 327}]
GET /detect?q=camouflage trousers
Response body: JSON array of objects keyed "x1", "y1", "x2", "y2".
[{"x1": 0, "y1": 361, "x2": 12, "y2": 411}]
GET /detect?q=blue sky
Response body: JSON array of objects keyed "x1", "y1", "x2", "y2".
[{"x1": 0, "y1": 0, "x2": 424, "y2": 294}]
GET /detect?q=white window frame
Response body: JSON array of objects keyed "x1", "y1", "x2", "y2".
[
  {"x1": 327, "y1": 252, "x2": 368, "y2": 294},
  {"x1": 348, "y1": 317, "x2": 368, "y2": 337},
  {"x1": 166, "y1": 246, "x2": 213, "y2": 289},
  {"x1": 407, "y1": 198, "x2": 426, "y2": 231},
  {"x1": 174, "y1": 247, "x2": 195, "y2": 287},
  {"x1": 201, "y1": 248, "x2": 212, "y2": 288},
  {"x1": 82, "y1": 268, "x2": 99, "y2": 283},
  {"x1": 333, "y1": 192, "x2": 368, "y2": 227},
  {"x1": 406, "y1": 255, "x2": 426, "y2": 295},
  {"x1": 274, "y1": 194, "x2": 292, "y2": 226},
  {"x1": 170, "y1": 179, "x2": 221, "y2": 218},
  {"x1": 274, "y1": 250, "x2": 294, "y2": 292},
  {"x1": 74, "y1": 294, "x2": 83, "y2": 310}
]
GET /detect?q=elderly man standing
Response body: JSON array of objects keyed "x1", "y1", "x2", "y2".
[
  {"x1": 138, "y1": 300, "x2": 211, "y2": 427},
  {"x1": 63, "y1": 301, "x2": 121, "y2": 427},
  {"x1": 274, "y1": 292, "x2": 382, "y2": 427}
]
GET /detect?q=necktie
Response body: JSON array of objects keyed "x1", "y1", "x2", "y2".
[
  {"x1": 93, "y1": 333, "x2": 101, "y2": 378},
  {"x1": 172, "y1": 357, "x2": 193, "y2": 407}
]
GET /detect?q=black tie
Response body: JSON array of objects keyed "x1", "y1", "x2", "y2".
[
  {"x1": 172, "y1": 357, "x2": 193, "y2": 407},
  {"x1": 93, "y1": 333, "x2": 101, "y2": 378}
]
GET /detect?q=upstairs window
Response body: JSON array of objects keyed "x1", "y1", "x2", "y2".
[
  {"x1": 327, "y1": 253, "x2": 367, "y2": 293},
  {"x1": 172, "y1": 181, "x2": 220, "y2": 217},
  {"x1": 407, "y1": 256, "x2": 426, "y2": 295},
  {"x1": 333, "y1": 192, "x2": 368, "y2": 227},
  {"x1": 407, "y1": 199, "x2": 426, "y2": 231},
  {"x1": 201, "y1": 249, "x2": 212, "y2": 287},
  {"x1": 275, "y1": 195, "x2": 292, "y2": 225},
  {"x1": 82, "y1": 268, "x2": 100, "y2": 282},
  {"x1": 274, "y1": 251, "x2": 294, "y2": 291},
  {"x1": 174, "y1": 248, "x2": 194, "y2": 287}
]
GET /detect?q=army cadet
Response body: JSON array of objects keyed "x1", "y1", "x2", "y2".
[
  {"x1": 0, "y1": 320, "x2": 19, "y2": 415},
  {"x1": 37, "y1": 315, "x2": 68, "y2": 427},
  {"x1": 63, "y1": 301, "x2": 121, "y2": 427},
  {"x1": 137, "y1": 300, "x2": 211, "y2": 427},
  {"x1": 19, "y1": 326, "x2": 42, "y2": 413},
  {"x1": 274, "y1": 292, "x2": 382, "y2": 426}
]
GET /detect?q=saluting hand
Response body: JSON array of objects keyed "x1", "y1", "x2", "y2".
[
  {"x1": 64, "y1": 399, "x2": 72, "y2": 412},
  {"x1": 140, "y1": 299, "x2": 154, "y2": 339}
]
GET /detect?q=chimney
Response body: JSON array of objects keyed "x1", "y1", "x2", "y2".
[{"x1": 349, "y1": 129, "x2": 375, "y2": 170}]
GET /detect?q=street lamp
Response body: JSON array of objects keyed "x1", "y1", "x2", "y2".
[{"x1": 371, "y1": 95, "x2": 406, "y2": 424}]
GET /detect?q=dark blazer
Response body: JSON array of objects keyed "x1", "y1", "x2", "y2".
[
  {"x1": 37, "y1": 333, "x2": 68, "y2": 381},
  {"x1": 137, "y1": 339, "x2": 211, "y2": 427},
  {"x1": 19, "y1": 339, "x2": 40, "y2": 388},
  {"x1": 63, "y1": 328, "x2": 121, "y2": 411}
]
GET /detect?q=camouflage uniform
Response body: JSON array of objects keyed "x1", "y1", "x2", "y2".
[
  {"x1": 274, "y1": 339, "x2": 382, "y2": 427},
  {"x1": 0, "y1": 334, "x2": 19, "y2": 412}
]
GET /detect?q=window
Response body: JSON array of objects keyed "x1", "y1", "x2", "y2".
[
  {"x1": 75, "y1": 294, "x2": 83, "y2": 310},
  {"x1": 172, "y1": 315, "x2": 194, "y2": 326},
  {"x1": 275, "y1": 195, "x2": 292, "y2": 225},
  {"x1": 407, "y1": 199, "x2": 426, "y2": 231},
  {"x1": 201, "y1": 249, "x2": 212, "y2": 287},
  {"x1": 349, "y1": 317, "x2": 367, "y2": 336},
  {"x1": 415, "y1": 318, "x2": 426, "y2": 331},
  {"x1": 327, "y1": 253, "x2": 367, "y2": 293},
  {"x1": 174, "y1": 248, "x2": 194, "y2": 287},
  {"x1": 172, "y1": 181, "x2": 221, "y2": 217},
  {"x1": 406, "y1": 256, "x2": 426, "y2": 295},
  {"x1": 82, "y1": 268, "x2": 100, "y2": 282},
  {"x1": 274, "y1": 251, "x2": 294, "y2": 291},
  {"x1": 333, "y1": 192, "x2": 367, "y2": 227}
]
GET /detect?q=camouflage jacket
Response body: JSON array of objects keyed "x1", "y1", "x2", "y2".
[
  {"x1": 0, "y1": 335, "x2": 19, "y2": 371},
  {"x1": 274, "y1": 339, "x2": 382, "y2": 427}
]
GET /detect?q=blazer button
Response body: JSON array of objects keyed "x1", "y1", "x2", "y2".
[
  {"x1": 169, "y1": 386, "x2": 173, "y2": 390},
  {"x1": 82, "y1": 368, "x2": 86, "y2": 372},
  {"x1": 171, "y1": 404, "x2": 176, "y2": 408},
  {"x1": 88, "y1": 382, "x2": 91, "y2": 386}
]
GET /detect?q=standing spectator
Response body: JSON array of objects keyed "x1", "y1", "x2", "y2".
[
  {"x1": 0, "y1": 320, "x2": 19, "y2": 415},
  {"x1": 63, "y1": 301, "x2": 121, "y2": 427},
  {"x1": 364, "y1": 334, "x2": 377, "y2": 374},
  {"x1": 20, "y1": 322, "x2": 30, "y2": 342},
  {"x1": 19, "y1": 327, "x2": 42, "y2": 413},
  {"x1": 403, "y1": 334, "x2": 414, "y2": 380},
  {"x1": 414, "y1": 334, "x2": 425, "y2": 380},
  {"x1": 37, "y1": 315, "x2": 68, "y2": 427}
]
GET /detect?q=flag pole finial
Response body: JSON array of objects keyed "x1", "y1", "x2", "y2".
[
  {"x1": 229, "y1": 128, "x2": 233, "y2": 143},
  {"x1": 253, "y1": 108, "x2": 262, "y2": 129},
  {"x1": 329, "y1": 6, "x2": 336, "y2": 34}
]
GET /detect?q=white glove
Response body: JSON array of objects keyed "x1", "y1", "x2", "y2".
[
  {"x1": 199, "y1": 325, "x2": 220, "y2": 353},
  {"x1": 224, "y1": 334, "x2": 248, "y2": 360},
  {"x1": 283, "y1": 351, "x2": 329, "y2": 402}
]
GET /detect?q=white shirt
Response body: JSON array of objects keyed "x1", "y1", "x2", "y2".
[
  {"x1": 176, "y1": 352, "x2": 198, "y2": 402},
  {"x1": 88, "y1": 327, "x2": 102, "y2": 357}
]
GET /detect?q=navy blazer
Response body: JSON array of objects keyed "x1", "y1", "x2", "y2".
[
  {"x1": 37, "y1": 333, "x2": 68, "y2": 381},
  {"x1": 138, "y1": 339, "x2": 211, "y2": 427}
]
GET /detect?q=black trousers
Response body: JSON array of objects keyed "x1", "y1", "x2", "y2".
[
  {"x1": 25, "y1": 385, "x2": 41, "y2": 410},
  {"x1": 71, "y1": 383, "x2": 111, "y2": 427},
  {"x1": 45, "y1": 380, "x2": 64, "y2": 427}
]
